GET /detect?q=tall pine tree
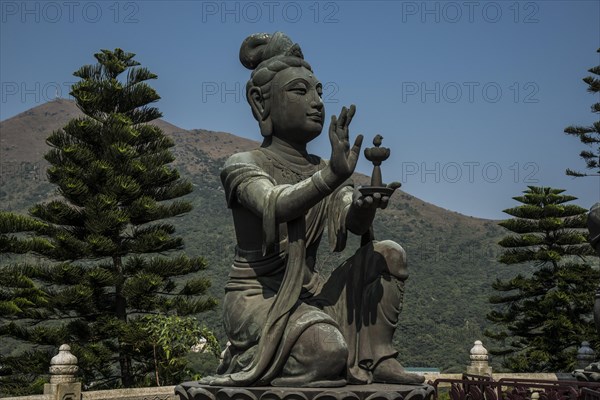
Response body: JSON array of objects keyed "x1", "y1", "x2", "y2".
[
  {"x1": 485, "y1": 186, "x2": 599, "y2": 372},
  {"x1": 0, "y1": 49, "x2": 216, "y2": 391},
  {"x1": 564, "y1": 48, "x2": 600, "y2": 177}
]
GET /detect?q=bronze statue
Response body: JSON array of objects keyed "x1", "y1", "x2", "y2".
[{"x1": 201, "y1": 32, "x2": 423, "y2": 388}]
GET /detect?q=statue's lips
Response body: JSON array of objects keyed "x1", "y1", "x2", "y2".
[{"x1": 307, "y1": 113, "x2": 323, "y2": 123}]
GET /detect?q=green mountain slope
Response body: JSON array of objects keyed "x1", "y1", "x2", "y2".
[{"x1": 0, "y1": 99, "x2": 509, "y2": 372}]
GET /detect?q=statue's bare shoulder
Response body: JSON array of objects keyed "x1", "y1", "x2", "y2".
[{"x1": 223, "y1": 149, "x2": 268, "y2": 169}]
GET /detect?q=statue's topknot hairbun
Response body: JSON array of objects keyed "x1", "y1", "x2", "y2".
[{"x1": 239, "y1": 32, "x2": 304, "y2": 70}]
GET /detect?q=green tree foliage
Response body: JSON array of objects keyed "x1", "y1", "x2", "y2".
[
  {"x1": 0, "y1": 212, "x2": 53, "y2": 395},
  {"x1": 0, "y1": 49, "x2": 217, "y2": 392},
  {"x1": 142, "y1": 314, "x2": 219, "y2": 386},
  {"x1": 564, "y1": 48, "x2": 600, "y2": 177},
  {"x1": 0, "y1": 212, "x2": 50, "y2": 321},
  {"x1": 485, "y1": 186, "x2": 599, "y2": 372}
]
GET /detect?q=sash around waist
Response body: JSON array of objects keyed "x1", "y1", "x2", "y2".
[
  {"x1": 229, "y1": 247, "x2": 287, "y2": 279},
  {"x1": 228, "y1": 241, "x2": 322, "y2": 296}
]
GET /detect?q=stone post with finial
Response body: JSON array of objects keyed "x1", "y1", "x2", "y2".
[
  {"x1": 466, "y1": 340, "x2": 492, "y2": 376},
  {"x1": 577, "y1": 341, "x2": 596, "y2": 370},
  {"x1": 43, "y1": 344, "x2": 81, "y2": 400}
]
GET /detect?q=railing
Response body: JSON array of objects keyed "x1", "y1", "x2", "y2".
[{"x1": 430, "y1": 374, "x2": 600, "y2": 400}]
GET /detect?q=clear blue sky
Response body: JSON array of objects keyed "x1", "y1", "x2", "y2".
[{"x1": 1, "y1": 0, "x2": 599, "y2": 219}]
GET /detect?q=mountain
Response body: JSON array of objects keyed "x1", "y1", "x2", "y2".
[{"x1": 0, "y1": 99, "x2": 509, "y2": 372}]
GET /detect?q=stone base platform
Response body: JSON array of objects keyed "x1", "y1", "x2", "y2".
[{"x1": 175, "y1": 382, "x2": 434, "y2": 400}]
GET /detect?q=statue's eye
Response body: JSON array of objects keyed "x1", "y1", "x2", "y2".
[
  {"x1": 290, "y1": 87, "x2": 307, "y2": 95},
  {"x1": 287, "y1": 81, "x2": 308, "y2": 95}
]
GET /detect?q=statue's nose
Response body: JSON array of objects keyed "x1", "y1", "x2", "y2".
[{"x1": 310, "y1": 96, "x2": 323, "y2": 110}]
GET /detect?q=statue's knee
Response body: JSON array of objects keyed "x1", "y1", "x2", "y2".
[
  {"x1": 374, "y1": 240, "x2": 408, "y2": 280},
  {"x1": 309, "y1": 323, "x2": 348, "y2": 365},
  {"x1": 293, "y1": 323, "x2": 347, "y2": 376}
]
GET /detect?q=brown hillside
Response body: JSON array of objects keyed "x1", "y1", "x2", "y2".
[{"x1": 0, "y1": 99, "x2": 253, "y2": 166}]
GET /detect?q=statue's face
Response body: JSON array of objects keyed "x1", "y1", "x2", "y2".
[{"x1": 268, "y1": 66, "x2": 324, "y2": 145}]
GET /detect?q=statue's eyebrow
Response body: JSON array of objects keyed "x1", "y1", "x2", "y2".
[{"x1": 283, "y1": 78, "x2": 309, "y2": 89}]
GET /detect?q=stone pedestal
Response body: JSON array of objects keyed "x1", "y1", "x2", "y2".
[
  {"x1": 175, "y1": 383, "x2": 434, "y2": 400},
  {"x1": 44, "y1": 382, "x2": 82, "y2": 400}
]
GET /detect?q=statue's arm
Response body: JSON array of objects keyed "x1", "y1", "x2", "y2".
[
  {"x1": 239, "y1": 176, "x2": 328, "y2": 222},
  {"x1": 326, "y1": 185, "x2": 381, "y2": 251},
  {"x1": 345, "y1": 199, "x2": 376, "y2": 236},
  {"x1": 223, "y1": 154, "x2": 346, "y2": 223}
]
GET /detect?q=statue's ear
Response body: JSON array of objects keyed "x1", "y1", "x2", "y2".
[
  {"x1": 248, "y1": 86, "x2": 272, "y2": 137},
  {"x1": 248, "y1": 87, "x2": 265, "y2": 119}
]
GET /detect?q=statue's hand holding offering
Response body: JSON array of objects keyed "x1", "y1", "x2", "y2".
[
  {"x1": 328, "y1": 105, "x2": 363, "y2": 181},
  {"x1": 354, "y1": 182, "x2": 401, "y2": 211}
]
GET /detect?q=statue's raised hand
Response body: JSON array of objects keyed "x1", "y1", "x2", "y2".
[{"x1": 328, "y1": 105, "x2": 364, "y2": 180}]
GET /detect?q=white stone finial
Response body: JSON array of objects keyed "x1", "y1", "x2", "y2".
[
  {"x1": 577, "y1": 341, "x2": 596, "y2": 369},
  {"x1": 578, "y1": 341, "x2": 595, "y2": 356},
  {"x1": 467, "y1": 340, "x2": 492, "y2": 376},
  {"x1": 49, "y1": 344, "x2": 78, "y2": 384},
  {"x1": 470, "y1": 340, "x2": 489, "y2": 362}
]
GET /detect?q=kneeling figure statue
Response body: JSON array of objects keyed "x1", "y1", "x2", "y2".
[{"x1": 202, "y1": 32, "x2": 424, "y2": 388}]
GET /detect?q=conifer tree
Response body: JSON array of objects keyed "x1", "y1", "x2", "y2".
[
  {"x1": 485, "y1": 186, "x2": 599, "y2": 372},
  {"x1": 564, "y1": 48, "x2": 600, "y2": 177},
  {"x1": 0, "y1": 49, "x2": 216, "y2": 390}
]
